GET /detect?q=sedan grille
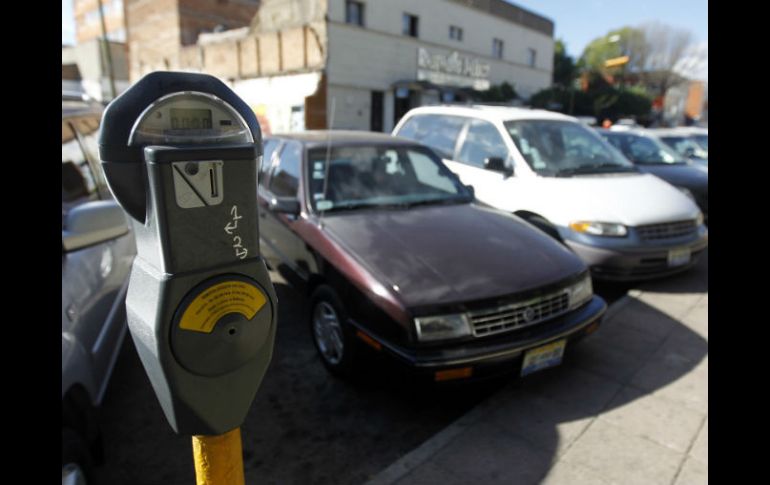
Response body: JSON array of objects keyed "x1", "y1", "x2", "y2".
[
  {"x1": 468, "y1": 290, "x2": 570, "y2": 338},
  {"x1": 636, "y1": 220, "x2": 697, "y2": 241}
]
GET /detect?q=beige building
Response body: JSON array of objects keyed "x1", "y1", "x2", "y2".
[
  {"x1": 75, "y1": 0, "x2": 128, "y2": 43},
  {"x1": 62, "y1": 40, "x2": 131, "y2": 102},
  {"x1": 127, "y1": 0, "x2": 554, "y2": 133}
]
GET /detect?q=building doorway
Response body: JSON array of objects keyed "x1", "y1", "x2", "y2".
[{"x1": 371, "y1": 90, "x2": 384, "y2": 132}]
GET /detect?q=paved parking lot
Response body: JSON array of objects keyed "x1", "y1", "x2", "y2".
[{"x1": 91, "y1": 254, "x2": 705, "y2": 485}]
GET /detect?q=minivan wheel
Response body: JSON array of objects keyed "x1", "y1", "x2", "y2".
[
  {"x1": 524, "y1": 215, "x2": 565, "y2": 244},
  {"x1": 309, "y1": 285, "x2": 358, "y2": 376},
  {"x1": 62, "y1": 427, "x2": 92, "y2": 485}
]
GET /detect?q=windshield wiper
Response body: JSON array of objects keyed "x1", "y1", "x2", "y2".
[
  {"x1": 403, "y1": 197, "x2": 469, "y2": 208},
  {"x1": 555, "y1": 163, "x2": 637, "y2": 176},
  {"x1": 323, "y1": 202, "x2": 384, "y2": 212}
]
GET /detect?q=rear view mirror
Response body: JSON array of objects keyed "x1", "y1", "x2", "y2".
[
  {"x1": 465, "y1": 184, "x2": 475, "y2": 199},
  {"x1": 484, "y1": 157, "x2": 513, "y2": 177},
  {"x1": 62, "y1": 200, "x2": 130, "y2": 251},
  {"x1": 269, "y1": 196, "x2": 301, "y2": 216}
]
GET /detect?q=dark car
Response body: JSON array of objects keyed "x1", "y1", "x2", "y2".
[
  {"x1": 598, "y1": 128, "x2": 708, "y2": 222},
  {"x1": 257, "y1": 131, "x2": 606, "y2": 382},
  {"x1": 650, "y1": 127, "x2": 708, "y2": 170}
]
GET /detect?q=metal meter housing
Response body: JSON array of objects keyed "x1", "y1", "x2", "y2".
[{"x1": 99, "y1": 72, "x2": 277, "y2": 435}]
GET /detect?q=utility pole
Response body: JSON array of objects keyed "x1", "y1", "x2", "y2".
[{"x1": 97, "y1": 0, "x2": 117, "y2": 101}]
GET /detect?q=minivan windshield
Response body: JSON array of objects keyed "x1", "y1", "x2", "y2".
[
  {"x1": 603, "y1": 132, "x2": 686, "y2": 165},
  {"x1": 307, "y1": 145, "x2": 471, "y2": 213},
  {"x1": 504, "y1": 120, "x2": 635, "y2": 176}
]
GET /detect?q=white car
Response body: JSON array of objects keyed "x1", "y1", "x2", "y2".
[{"x1": 393, "y1": 105, "x2": 708, "y2": 280}]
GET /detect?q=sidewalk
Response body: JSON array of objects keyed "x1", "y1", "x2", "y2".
[{"x1": 365, "y1": 257, "x2": 708, "y2": 485}]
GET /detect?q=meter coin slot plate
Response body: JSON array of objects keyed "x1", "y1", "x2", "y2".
[{"x1": 172, "y1": 160, "x2": 224, "y2": 208}]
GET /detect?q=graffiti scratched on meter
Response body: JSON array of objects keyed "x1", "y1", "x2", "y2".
[
  {"x1": 225, "y1": 205, "x2": 248, "y2": 259},
  {"x1": 172, "y1": 160, "x2": 224, "y2": 208}
]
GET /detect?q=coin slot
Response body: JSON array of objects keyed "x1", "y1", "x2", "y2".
[{"x1": 210, "y1": 168, "x2": 218, "y2": 198}]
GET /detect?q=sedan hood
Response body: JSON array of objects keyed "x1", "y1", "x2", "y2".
[
  {"x1": 636, "y1": 164, "x2": 708, "y2": 193},
  {"x1": 321, "y1": 203, "x2": 586, "y2": 309}
]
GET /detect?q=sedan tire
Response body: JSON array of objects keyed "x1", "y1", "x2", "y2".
[{"x1": 309, "y1": 285, "x2": 359, "y2": 377}]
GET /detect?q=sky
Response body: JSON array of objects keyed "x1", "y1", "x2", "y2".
[{"x1": 62, "y1": 0, "x2": 707, "y2": 78}]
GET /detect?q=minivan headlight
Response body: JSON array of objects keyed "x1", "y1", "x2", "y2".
[
  {"x1": 569, "y1": 221, "x2": 628, "y2": 237},
  {"x1": 568, "y1": 274, "x2": 593, "y2": 309},
  {"x1": 415, "y1": 314, "x2": 472, "y2": 342},
  {"x1": 696, "y1": 211, "x2": 704, "y2": 226}
]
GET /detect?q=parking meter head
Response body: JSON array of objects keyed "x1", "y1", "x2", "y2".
[
  {"x1": 99, "y1": 71, "x2": 262, "y2": 222},
  {"x1": 98, "y1": 71, "x2": 277, "y2": 435}
]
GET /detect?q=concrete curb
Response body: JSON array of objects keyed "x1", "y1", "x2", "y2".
[{"x1": 363, "y1": 291, "x2": 642, "y2": 485}]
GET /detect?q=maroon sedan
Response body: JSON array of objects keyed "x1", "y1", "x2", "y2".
[{"x1": 258, "y1": 131, "x2": 606, "y2": 381}]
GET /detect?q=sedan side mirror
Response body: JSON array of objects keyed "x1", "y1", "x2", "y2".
[
  {"x1": 62, "y1": 200, "x2": 130, "y2": 251},
  {"x1": 683, "y1": 147, "x2": 696, "y2": 158},
  {"x1": 269, "y1": 196, "x2": 301, "y2": 216},
  {"x1": 484, "y1": 157, "x2": 514, "y2": 177}
]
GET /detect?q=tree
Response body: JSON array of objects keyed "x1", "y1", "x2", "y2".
[
  {"x1": 580, "y1": 23, "x2": 695, "y2": 98},
  {"x1": 553, "y1": 39, "x2": 577, "y2": 88},
  {"x1": 581, "y1": 27, "x2": 647, "y2": 74},
  {"x1": 638, "y1": 22, "x2": 695, "y2": 97}
]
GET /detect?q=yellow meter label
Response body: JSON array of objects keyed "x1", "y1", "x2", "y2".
[{"x1": 179, "y1": 280, "x2": 266, "y2": 333}]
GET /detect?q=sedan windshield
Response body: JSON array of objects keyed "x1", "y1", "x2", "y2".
[
  {"x1": 660, "y1": 136, "x2": 708, "y2": 159},
  {"x1": 604, "y1": 133, "x2": 686, "y2": 165},
  {"x1": 307, "y1": 145, "x2": 471, "y2": 213},
  {"x1": 504, "y1": 120, "x2": 635, "y2": 176},
  {"x1": 692, "y1": 134, "x2": 708, "y2": 152}
]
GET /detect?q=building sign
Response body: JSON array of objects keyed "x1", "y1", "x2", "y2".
[{"x1": 417, "y1": 47, "x2": 491, "y2": 90}]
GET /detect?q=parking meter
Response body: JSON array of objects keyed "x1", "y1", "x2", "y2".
[{"x1": 98, "y1": 72, "x2": 277, "y2": 436}]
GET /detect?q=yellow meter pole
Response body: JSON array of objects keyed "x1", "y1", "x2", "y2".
[{"x1": 192, "y1": 428, "x2": 246, "y2": 485}]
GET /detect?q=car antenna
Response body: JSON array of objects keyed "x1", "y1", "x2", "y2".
[{"x1": 319, "y1": 96, "x2": 336, "y2": 227}]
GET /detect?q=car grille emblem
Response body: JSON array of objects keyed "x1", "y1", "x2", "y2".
[{"x1": 522, "y1": 307, "x2": 536, "y2": 323}]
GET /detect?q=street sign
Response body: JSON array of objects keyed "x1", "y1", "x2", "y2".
[{"x1": 604, "y1": 56, "x2": 630, "y2": 68}]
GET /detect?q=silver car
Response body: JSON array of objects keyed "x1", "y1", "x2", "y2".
[{"x1": 62, "y1": 99, "x2": 136, "y2": 484}]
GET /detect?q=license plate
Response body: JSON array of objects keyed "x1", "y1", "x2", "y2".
[
  {"x1": 521, "y1": 339, "x2": 566, "y2": 376},
  {"x1": 668, "y1": 247, "x2": 691, "y2": 267}
]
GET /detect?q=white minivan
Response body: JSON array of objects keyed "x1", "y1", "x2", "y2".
[{"x1": 393, "y1": 106, "x2": 708, "y2": 280}]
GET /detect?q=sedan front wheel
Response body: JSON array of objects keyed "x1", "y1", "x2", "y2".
[{"x1": 309, "y1": 285, "x2": 359, "y2": 376}]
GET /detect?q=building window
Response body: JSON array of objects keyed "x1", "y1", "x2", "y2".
[
  {"x1": 492, "y1": 38, "x2": 504, "y2": 59},
  {"x1": 346, "y1": 1, "x2": 364, "y2": 27},
  {"x1": 528, "y1": 48, "x2": 537, "y2": 67},
  {"x1": 449, "y1": 25, "x2": 463, "y2": 41},
  {"x1": 403, "y1": 13, "x2": 419, "y2": 37}
]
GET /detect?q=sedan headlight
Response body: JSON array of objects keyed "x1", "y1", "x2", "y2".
[
  {"x1": 567, "y1": 274, "x2": 593, "y2": 309},
  {"x1": 415, "y1": 313, "x2": 472, "y2": 342},
  {"x1": 569, "y1": 221, "x2": 627, "y2": 237},
  {"x1": 678, "y1": 187, "x2": 695, "y2": 201}
]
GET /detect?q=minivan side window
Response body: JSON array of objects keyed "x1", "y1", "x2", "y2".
[
  {"x1": 260, "y1": 139, "x2": 281, "y2": 187},
  {"x1": 457, "y1": 119, "x2": 509, "y2": 168},
  {"x1": 268, "y1": 141, "x2": 302, "y2": 197},
  {"x1": 71, "y1": 117, "x2": 111, "y2": 199},
  {"x1": 62, "y1": 120, "x2": 100, "y2": 226},
  {"x1": 397, "y1": 114, "x2": 465, "y2": 159}
]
